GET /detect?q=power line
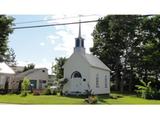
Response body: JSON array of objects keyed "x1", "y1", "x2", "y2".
[
  {"x1": 14, "y1": 14, "x2": 98, "y2": 25},
  {"x1": 13, "y1": 20, "x2": 99, "y2": 30}
]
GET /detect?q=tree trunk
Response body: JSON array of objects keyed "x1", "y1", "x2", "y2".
[
  {"x1": 120, "y1": 78, "x2": 124, "y2": 93},
  {"x1": 128, "y1": 67, "x2": 133, "y2": 92}
]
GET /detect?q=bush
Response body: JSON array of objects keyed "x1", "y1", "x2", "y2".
[
  {"x1": 21, "y1": 91, "x2": 27, "y2": 97},
  {"x1": 42, "y1": 88, "x2": 51, "y2": 95},
  {"x1": 135, "y1": 80, "x2": 153, "y2": 99},
  {"x1": 21, "y1": 77, "x2": 30, "y2": 96},
  {"x1": 135, "y1": 80, "x2": 160, "y2": 100},
  {"x1": 51, "y1": 89, "x2": 57, "y2": 95},
  {"x1": 84, "y1": 95, "x2": 98, "y2": 104},
  {"x1": 33, "y1": 90, "x2": 40, "y2": 96}
]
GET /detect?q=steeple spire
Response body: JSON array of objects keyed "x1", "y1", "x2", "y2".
[
  {"x1": 78, "y1": 18, "x2": 81, "y2": 38},
  {"x1": 74, "y1": 15, "x2": 85, "y2": 54}
]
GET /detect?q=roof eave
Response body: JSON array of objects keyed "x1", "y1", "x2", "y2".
[{"x1": 91, "y1": 65, "x2": 111, "y2": 71}]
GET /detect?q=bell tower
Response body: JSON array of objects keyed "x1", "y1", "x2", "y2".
[{"x1": 74, "y1": 19, "x2": 85, "y2": 54}]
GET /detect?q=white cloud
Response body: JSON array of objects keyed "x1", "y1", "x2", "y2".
[
  {"x1": 46, "y1": 14, "x2": 100, "y2": 57},
  {"x1": 17, "y1": 60, "x2": 31, "y2": 66},
  {"x1": 47, "y1": 35, "x2": 61, "y2": 45},
  {"x1": 40, "y1": 42, "x2": 45, "y2": 46}
]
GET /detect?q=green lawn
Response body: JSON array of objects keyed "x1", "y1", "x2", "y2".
[
  {"x1": 0, "y1": 93, "x2": 160, "y2": 104},
  {"x1": 0, "y1": 94, "x2": 84, "y2": 104},
  {"x1": 99, "y1": 93, "x2": 160, "y2": 104}
]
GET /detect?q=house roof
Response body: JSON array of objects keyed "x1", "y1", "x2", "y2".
[
  {"x1": 0, "y1": 62, "x2": 15, "y2": 74},
  {"x1": 84, "y1": 54, "x2": 111, "y2": 71},
  {"x1": 16, "y1": 68, "x2": 48, "y2": 79},
  {"x1": 11, "y1": 66, "x2": 24, "y2": 73}
]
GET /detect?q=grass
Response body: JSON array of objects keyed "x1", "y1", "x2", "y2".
[
  {"x1": 0, "y1": 93, "x2": 160, "y2": 104},
  {"x1": 0, "y1": 94, "x2": 84, "y2": 104},
  {"x1": 98, "y1": 93, "x2": 160, "y2": 104}
]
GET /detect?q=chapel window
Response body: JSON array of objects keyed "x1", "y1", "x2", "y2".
[
  {"x1": 71, "y1": 71, "x2": 82, "y2": 78},
  {"x1": 96, "y1": 74, "x2": 99, "y2": 88},
  {"x1": 105, "y1": 75, "x2": 107, "y2": 88}
]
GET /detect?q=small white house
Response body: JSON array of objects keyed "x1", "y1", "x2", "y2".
[
  {"x1": 0, "y1": 62, "x2": 15, "y2": 90},
  {"x1": 62, "y1": 23, "x2": 111, "y2": 95},
  {"x1": 15, "y1": 68, "x2": 48, "y2": 89}
]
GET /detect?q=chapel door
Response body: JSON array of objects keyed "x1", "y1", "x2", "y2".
[{"x1": 71, "y1": 71, "x2": 82, "y2": 92}]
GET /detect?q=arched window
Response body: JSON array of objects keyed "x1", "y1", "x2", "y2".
[{"x1": 71, "y1": 71, "x2": 82, "y2": 78}]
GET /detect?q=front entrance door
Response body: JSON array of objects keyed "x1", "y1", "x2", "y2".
[{"x1": 71, "y1": 78, "x2": 82, "y2": 92}]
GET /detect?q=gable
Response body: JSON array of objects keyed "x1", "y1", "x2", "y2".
[
  {"x1": 0, "y1": 62, "x2": 15, "y2": 74},
  {"x1": 63, "y1": 53, "x2": 89, "y2": 69},
  {"x1": 63, "y1": 53, "x2": 111, "y2": 72}
]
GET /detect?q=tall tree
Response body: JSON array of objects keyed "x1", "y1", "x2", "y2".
[
  {"x1": 0, "y1": 15, "x2": 14, "y2": 57},
  {"x1": 52, "y1": 57, "x2": 67, "y2": 81},
  {"x1": 91, "y1": 15, "x2": 142, "y2": 92},
  {"x1": 137, "y1": 16, "x2": 160, "y2": 89}
]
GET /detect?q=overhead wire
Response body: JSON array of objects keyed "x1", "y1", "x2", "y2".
[
  {"x1": 13, "y1": 20, "x2": 99, "y2": 30},
  {"x1": 14, "y1": 14, "x2": 99, "y2": 25}
]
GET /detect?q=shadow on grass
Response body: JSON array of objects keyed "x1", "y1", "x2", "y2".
[{"x1": 64, "y1": 95, "x2": 86, "y2": 99}]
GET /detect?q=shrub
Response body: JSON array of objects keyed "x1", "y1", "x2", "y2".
[
  {"x1": 84, "y1": 95, "x2": 98, "y2": 104},
  {"x1": 135, "y1": 80, "x2": 160, "y2": 99},
  {"x1": 42, "y1": 88, "x2": 51, "y2": 95},
  {"x1": 21, "y1": 77, "x2": 30, "y2": 96},
  {"x1": 33, "y1": 90, "x2": 40, "y2": 96},
  {"x1": 51, "y1": 89, "x2": 57, "y2": 95},
  {"x1": 21, "y1": 91, "x2": 27, "y2": 97}
]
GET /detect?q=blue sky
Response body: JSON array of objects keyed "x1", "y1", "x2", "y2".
[
  {"x1": 3, "y1": 0, "x2": 157, "y2": 74},
  {"x1": 8, "y1": 15, "x2": 98, "y2": 73}
]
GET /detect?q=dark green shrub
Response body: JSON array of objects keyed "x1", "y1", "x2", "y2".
[
  {"x1": 42, "y1": 88, "x2": 51, "y2": 95},
  {"x1": 135, "y1": 80, "x2": 153, "y2": 99},
  {"x1": 21, "y1": 91, "x2": 27, "y2": 97}
]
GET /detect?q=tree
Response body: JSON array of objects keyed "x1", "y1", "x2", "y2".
[
  {"x1": 91, "y1": 15, "x2": 142, "y2": 92},
  {"x1": 0, "y1": 15, "x2": 14, "y2": 57},
  {"x1": 4, "y1": 48, "x2": 17, "y2": 66},
  {"x1": 136, "y1": 16, "x2": 160, "y2": 89},
  {"x1": 52, "y1": 57, "x2": 67, "y2": 81},
  {"x1": 21, "y1": 77, "x2": 30, "y2": 96},
  {"x1": 91, "y1": 15, "x2": 160, "y2": 93},
  {"x1": 23, "y1": 63, "x2": 35, "y2": 72}
]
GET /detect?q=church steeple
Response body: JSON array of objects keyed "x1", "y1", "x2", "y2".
[
  {"x1": 74, "y1": 19, "x2": 85, "y2": 54},
  {"x1": 78, "y1": 19, "x2": 81, "y2": 38}
]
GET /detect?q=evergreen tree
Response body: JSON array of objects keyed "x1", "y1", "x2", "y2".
[{"x1": 0, "y1": 15, "x2": 14, "y2": 57}]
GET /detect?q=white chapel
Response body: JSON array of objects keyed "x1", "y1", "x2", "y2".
[{"x1": 62, "y1": 22, "x2": 111, "y2": 95}]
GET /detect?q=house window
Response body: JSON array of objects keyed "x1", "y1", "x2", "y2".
[
  {"x1": 42, "y1": 70, "x2": 45, "y2": 72},
  {"x1": 105, "y1": 75, "x2": 107, "y2": 88},
  {"x1": 96, "y1": 74, "x2": 99, "y2": 88},
  {"x1": 0, "y1": 76, "x2": 5, "y2": 85},
  {"x1": 71, "y1": 71, "x2": 82, "y2": 78}
]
